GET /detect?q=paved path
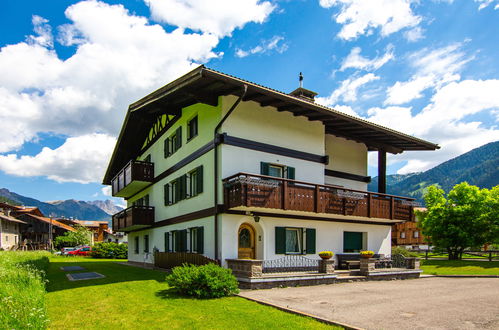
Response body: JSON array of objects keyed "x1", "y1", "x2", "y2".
[{"x1": 240, "y1": 277, "x2": 499, "y2": 330}]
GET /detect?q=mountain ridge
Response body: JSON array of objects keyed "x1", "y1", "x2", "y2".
[
  {"x1": 368, "y1": 141, "x2": 499, "y2": 203},
  {"x1": 0, "y1": 188, "x2": 122, "y2": 221}
]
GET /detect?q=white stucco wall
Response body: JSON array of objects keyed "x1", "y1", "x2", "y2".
[
  {"x1": 219, "y1": 214, "x2": 391, "y2": 266},
  {"x1": 221, "y1": 96, "x2": 325, "y2": 155},
  {"x1": 324, "y1": 134, "x2": 368, "y2": 191}
]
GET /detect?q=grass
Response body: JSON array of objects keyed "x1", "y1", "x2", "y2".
[
  {"x1": 46, "y1": 256, "x2": 338, "y2": 329},
  {"x1": 421, "y1": 259, "x2": 499, "y2": 275},
  {"x1": 0, "y1": 251, "x2": 50, "y2": 329}
]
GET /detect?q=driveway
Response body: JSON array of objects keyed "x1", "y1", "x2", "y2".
[{"x1": 239, "y1": 277, "x2": 499, "y2": 330}]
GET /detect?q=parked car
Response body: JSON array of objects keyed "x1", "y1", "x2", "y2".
[
  {"x1": 67, "y1": 246, "x2": 91, "y2": 256},
  {"x1": 61, "y1": 247, "x2": 77, "y2": 255}
]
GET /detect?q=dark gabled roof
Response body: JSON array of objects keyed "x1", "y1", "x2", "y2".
[{"x1": 103, "y1": 65, "x2": 439, "y2": 184}]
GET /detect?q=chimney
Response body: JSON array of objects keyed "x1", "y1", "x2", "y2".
[{"x1": 289, "y1": 72, "x2": 318, "y2": 102}]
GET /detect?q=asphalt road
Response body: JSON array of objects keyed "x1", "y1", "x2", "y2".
[{"x1": 240, "y1": 277, "x2": 499, "y2": 330}]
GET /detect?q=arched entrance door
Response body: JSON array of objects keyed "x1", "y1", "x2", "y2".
[{"x1": 238, "y1": 223, "x2": 256, "y2": 259}]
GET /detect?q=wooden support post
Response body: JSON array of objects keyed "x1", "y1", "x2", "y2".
[
  {"x1": 378, "y1": 150, "x2": 387, "y2": 194},
  {"x1": 282, "y1": 180, "x2": 287, "y2": 210},
  {"x1": 368, "y1": 193, "x2": 372, "y2": 218},
  {"x1": 390, "y1": 196, "x2": 394, "y2": 220},
  {"x1": 314, "y1": 185, "x2": 320, "y2": 213}
]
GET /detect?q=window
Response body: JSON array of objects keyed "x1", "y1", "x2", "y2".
[
  {"x1": 134, "y1": 236, "x2": 139, "y2": 254},
  {"x1": 164, "y1": 167, "x2": 202, "y2": 205},
  {"x1": 343, "y1": 231, "x2": 366, "y2": 253},
  {"x1": 261, "y1": 162, "x2": 295, "y2": 179},
  {"x1": 133, "y1": 194, "x2": 149, "y2": 207},
  {"x1": 164, "y1": 126, "x2": 182, "y2": 157},
  {"x1": 275, "y1": 227, "x2": 315, "y2": 255},
  {"x1": 413, "y1": 231, "x2": 419, "y2": 238},
  {"x1": 187, "y1": 116, "x2": 198, "y2": 141},
  {"x1": 189, "y1": 226, "x2": 204, "y2": 253},
  {"x1": 172, "y1": 230, "x2": 188, "y2": 252},
  {"x1": 188, "y1": 166, "x2": 203, "y2": 198},
  {"x1": 400, "y1": 232, "x2": 406, "y2": 239},
  {"x1": 144, "y1": 235, "x2": 149, "y2": 253}
]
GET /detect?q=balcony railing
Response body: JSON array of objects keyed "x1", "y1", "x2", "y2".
[
  {"x1": 112, "y1": 205, "x2": 154, "y2": 232},
  {"x1": 223, "y1": 173, "x2": 416, "y2": 221},
  {"x1": 111, "y1": 160, "x2": 154, "y2": 197}
]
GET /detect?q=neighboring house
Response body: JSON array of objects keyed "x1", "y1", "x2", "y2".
[
  {"x1": 16, "y1": 213, "x2": 76, "y2": 249},
  {"x1": 0, "y1": 210, "x2": 26, "y2": 250},
  {"x1": 103, "y1": 66, "x2": 438, "y2": 266},
  {"x1": 74, "y1": 220, "x2": 110, "y2": 244},
  {"x1": 0, "y1": 202, "x2": 44, "y2": 217},
  {"x1": 392, "y1": 207, "x2": 429, "y2": 250}
]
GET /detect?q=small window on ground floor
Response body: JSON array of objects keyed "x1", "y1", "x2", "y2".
[
  {"x1": 413, "y1": 231, "x2": 419, "y2": 238},
  {"x1": 343, "y1": 231, "x2": 366, "y2": 253},
  {"x1": 275, "y1": 227, "x2": 315, "y2": 255},
  {"x1": 189, "y1": 226, "x2": 204, "y2": 254},
  {"x1": 400, "y1": 232, "x2": 406, "y2": 239},
  {"x1": 134, "y1": 236, "x2": 139, "y2": 254}
]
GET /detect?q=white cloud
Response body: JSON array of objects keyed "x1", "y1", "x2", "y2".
[
  {"x1": 101, "y1": 186, "x2": 112, "y2": 196},
  {"x1": 235, "y1": 35, "x2": 288, "y2": 58},
  {"x1": 0, "y1": 0, "x2": 274, "y2": 183},
  {"x1": 366, "y1": 79, "x2": 499, "y2": 173},
  {"x1": 340, "y1": 45, "x2": 394, "y2": 71},
  {"x1": 0, "y1": 134, "x2": 116, "y2": 183},
  {"x1": 385, "y1": 43, "x2": 472, "y2": 105},
  {"x1": 319, "y1": 0, "x2": 421, "y2": 40},
  {"x1": 144, "y1": 0, "x2": 275, "y2": 37},
  {"x1": 316, "y1": 73, "x2": 380, "y2": 106},
  {"x1": 474, "y1": 0, "x2": 498, "y2": 10},
  {"x1": 404, "y1": 26, "x2": 424, "y2": 42}
]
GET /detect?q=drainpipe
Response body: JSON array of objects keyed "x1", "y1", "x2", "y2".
[{"x1": 213, "y1": 85, "x2": 248, "y2": 261}]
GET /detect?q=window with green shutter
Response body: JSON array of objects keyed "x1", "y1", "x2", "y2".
[
  {"x1": 261, "y1": 162, "x2": 295, "y2": 179},
  {"x1": 189, "y1": 226, "x2": 204, "y2": 253},
  {"x1": 164, "y1": 232, "x2": 170, "y2": 252},
  {"x1": 187, "y1": 115, "x2": 198, "y2": 141},
  {"x1": 275, "y1": 227, "x2": 286, "y2": 254},
  {"x1": 165, "y1": 126, "x2": 182, "y2": 157},
  {"x1": 164, "y1": 183, "x2": 170, "y2": 205},
  {"x1": 134, "y1": 236, "x2": 139, "y2": 254},
  {"x1": 305, "y1": 228, "x2": 316, "y2": 254},
  {"x1": 188, "y1": 166, "x2": 203, "y2": 198},
  {"x1": 343, "y1": 231, "x2": 363, "y2": 252}
]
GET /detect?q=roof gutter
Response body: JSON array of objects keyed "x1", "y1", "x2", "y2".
[{"x1": 213, "y1": 84, "x2": 247, "y2": 261}]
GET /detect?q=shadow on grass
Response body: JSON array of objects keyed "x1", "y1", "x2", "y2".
[
  {"x1": 47, "y1": 258, "x2": 166, "y2": 293},
  {"x1": 422, "y1": 260, "x2": 499, "y2": 269}
]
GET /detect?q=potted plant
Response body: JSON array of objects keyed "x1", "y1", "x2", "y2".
[
  {"x1": 318, "y1": 251, "x2": 334, "y2": 260},
  {"x1": 360, "y1": 250, "x2": 375, "y2": 259}
]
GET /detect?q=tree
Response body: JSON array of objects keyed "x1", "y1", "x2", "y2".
[
  {"x1": 54, "y1": 225, "x2": 92, "y2": 248},
  {"x1": 419, "y1": 182, "x2": 499, "y2": 260}
]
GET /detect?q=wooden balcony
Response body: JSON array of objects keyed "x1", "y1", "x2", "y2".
[
  {"x1": 111, "y1": 160, "x2": 154, "y2": 198},
  {"x1": 223, "y1": 173, "x2": 416, "y2": 222},
  {"x1": 112, "y1": 206, "x2": 154, "y2": 232}
]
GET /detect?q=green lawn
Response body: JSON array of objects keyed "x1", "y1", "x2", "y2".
[
  {"x1": 421, "y1": 260, "x2": 499, "y2": 275},
  {"x1": 46, "y1": 257, "x2": 337, "y2": 329}
]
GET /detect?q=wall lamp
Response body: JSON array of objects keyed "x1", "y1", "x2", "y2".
[{"x1": 245, "y1": 211, "x2": 260, "y2": 222}]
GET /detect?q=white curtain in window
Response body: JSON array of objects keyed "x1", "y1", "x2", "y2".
[{"x1": 286, "y1": 229, "x2": 300, "y2": 253}]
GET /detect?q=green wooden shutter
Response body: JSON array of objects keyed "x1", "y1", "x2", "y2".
[
  {"x1": 181, "y1": 229, "x2": 188, "y2": 252},
  {"x1": 196, "y1": 166, "x2": 203, "y2": 194},
  {"x1": 306, "y1": 228, "x2": 316, "y2": 254},
  {"x1": 275, "y1": 227, "x2": 286, "y2": 254},
  {"x1": 261, "y1": 162, "x2": 270, "y2": 175},
  {"x1": 286, "y1": 167, "x2": 295, "y2": 180},
  {"x1": 180, "y1": 174, "x2": 187, "y2": 200},
  {"x1": 172, "y1": 231, "x2": 178, "y2": 252},
  {"x1": 164, "y1": 183, "x2": 170, "y2": 205},
  {"x1": 197, "y1": 226, "x2": 204, "y2": 254},
  {"x1": 164, "y1": 232, "x2": 169, "y2": 252},
  {"x1": 174, "y1": 179, "x2": 181, "y2": 203},
  {"x1": 176, "y1": 126, "x2": 182, "y2": 150},
  {"x1": 344, "y1": 232, "x2": 363, "y2": 252},
  {"x1": 164, "y1": 138, "x2": 169, "y2": 158}
]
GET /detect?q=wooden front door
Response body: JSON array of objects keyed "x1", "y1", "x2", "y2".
[{"x1": 238, "y1": 223, "x2": 256, "y2": 259}]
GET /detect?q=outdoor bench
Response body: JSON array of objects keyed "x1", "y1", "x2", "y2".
[{"x1": 336, "y1": 254, "x2": 382, "y2": 270}]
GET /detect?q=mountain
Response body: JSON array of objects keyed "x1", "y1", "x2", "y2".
[
  {"x1": 87, "y1": 200, "x2": 124, "y2": 215},
  {"x1": 369, "y1": 141, "x2": 499, "y2": 203},
  {"x1": 0, "y1": 188, "x2": 114, "y2": 221}
]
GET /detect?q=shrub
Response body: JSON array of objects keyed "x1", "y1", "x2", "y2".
[
  {"x1": 166, "y1": 263, "x2": 239, "y2": 298},
  {"x1": 391, "y1": 246, "x2": 418, "y2": 257},
  {"x1": 0, "y1": 251, "x2": 50, "y2": 329},
  {"x1": 90, "y1": 242, "x2": 128, "y2": 259}
]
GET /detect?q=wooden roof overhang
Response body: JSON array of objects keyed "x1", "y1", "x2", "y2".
[{"x1": 103, "y1": 65, "x2": 439, "y2": 184}]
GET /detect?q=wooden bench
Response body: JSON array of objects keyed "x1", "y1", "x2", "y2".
[{"x1": 336, "y1": 254, "x2": 382, "y2": 270}]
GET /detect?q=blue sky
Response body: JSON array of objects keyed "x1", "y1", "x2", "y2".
[{"x1": 0, "y1": 0, "x2": 498, "y2": 204}]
